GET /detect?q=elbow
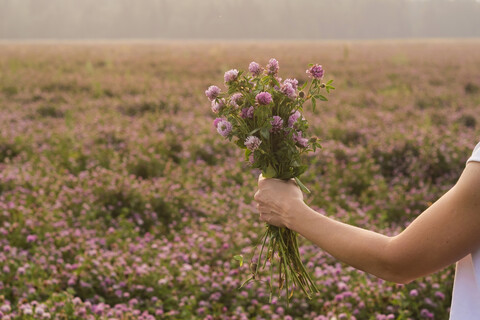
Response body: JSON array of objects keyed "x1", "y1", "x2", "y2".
[
  {"x1": 379, "y1": 270, "x2": 415, "y2": 285},
  {"x1": 376, "y1": 239, "x2": 418, "y2": 285}
]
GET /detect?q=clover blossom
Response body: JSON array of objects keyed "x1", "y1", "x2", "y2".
[
  {"x1": 213, "y1": 117, "x2": 223, "y2": 128},
  {"x1": 271, "y1": 116, "x2": 284, "y2": 132},
  {"x1": 288, "y1": 111, "x2": 301, "y2": 128},
  {"x1": 205, "y1": 85, "x2": 221, "y2": 101},
  {"x1": 23, "y1": 307, "x2": 33, "y2": 315},
  {"x1": 249, "y1": 62, "x2": 262, "y2": 77},
  {"x1": 306, "y1": 64, "x2": 324, "y2": 79},
  {"x1": 216, "y1": 120, "x2": 232, "y2": 137},
  {"x1": 245, "y1": 136, "x2": 262, "y2": 151},
  {"x1": 293, "y1": 130, "x2": 308, "y2": 148},
  {"x1": 229, "y1": 93, "x2": 243, "y2": 107},
  {"x1": 281, "y1": 82, "x2": 296, "y2": 99},
  {"x1": 284, "y1": 78, "x2": 299, "y2": 90},
  {"x1": 224, "y1": 69, "x2": 239, "y2": 83},
  {"x1": 26, "y1": 234, "x2": 37, "y2": 243},
  {"x1": 266, "y1": 58, "x2": 279, "y2": 76},
  {"x1": 241, "y1": 106, "x2": 255, "y2": 119},
  {"x1": 256, "y1": 92, "x2": 273, "y2": 105},
  {"x1": 211, "y1": 99, "x2": 225, "y2": 113}
]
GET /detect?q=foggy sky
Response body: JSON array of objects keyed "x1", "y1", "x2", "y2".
[{"x1": 1, "y1": 0, "x2": 480, "y2": 40}]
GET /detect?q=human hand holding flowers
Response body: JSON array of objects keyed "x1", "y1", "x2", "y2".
[{"x1": 255, "y1": 174, "x2": 305, "y2": 229}]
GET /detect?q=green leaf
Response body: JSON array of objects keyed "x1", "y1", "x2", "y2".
[
  {"x1": 326, "y1": 79, "x2": 334, "y2": 85},
  {"x1": 249, "y1": 127, "x2": 261, "y2": 135},
  {"x1": 263, "y1": 165, "x2": 276, "y2": 178},
  {"x1": 299, "y1": 81, "x2": 308, "y2": 91},
  {"x1": 244, "y1": 148, "x2": 251, "y2": 161},
  {"x1": 312, "y1": 98, "x2": 316, "y2": 112},
  {"x1": 239, "y1": 275, "x2": 254, "y2": 289},
  {"x1": 261, "y1": 76, "x2": 270, "y2": 85},
  {"x1": 316, "y1": 94, "x2": 328, "y2": 101},
  {"x1": 235, "y1": 139, "x2": 245, "y2": 148},
  {"x1": 294, "y1": 177, "x2": 311, "y2": 194},
  {"x1": 326, "y1": 85, "x2": 336, "y2": 94},
  {"x1": 260, "y1": 127, "x2": 270, "y2": 140},
  {"x1": 233, "y1": 255, "x2": 244, "y2": 267},
  {"x1": 272, "y1": 77, "x2": 281, "y2": 88}
]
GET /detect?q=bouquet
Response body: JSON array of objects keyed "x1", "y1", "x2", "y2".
[{"x1": 205, "y1": 58, "x2": 334, "y2": 304}]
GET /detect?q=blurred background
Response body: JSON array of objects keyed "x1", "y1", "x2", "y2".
[
  {"x1": 1, "y1": 0, "x2": 480, "y2": 40},
  {"x1": 1, "y1": 1, "x2": 480, "y2": 320}
]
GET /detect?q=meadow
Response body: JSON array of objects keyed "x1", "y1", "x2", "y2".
[{"x1": 0, "y1": 39, "x2": 479, "y2": 319}]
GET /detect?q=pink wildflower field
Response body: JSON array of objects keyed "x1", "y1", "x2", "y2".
[{"x1": 0, "y1": 40, "x2": 480, "y2": 319}]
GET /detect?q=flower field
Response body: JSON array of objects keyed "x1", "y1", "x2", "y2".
[{"x1": 0, "y1": 40, "x2": 479, "y2": 319}]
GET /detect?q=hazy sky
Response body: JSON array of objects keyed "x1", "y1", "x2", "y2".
[{"x1": 1, "y1": 0, "x2": 480, "y2": 40}]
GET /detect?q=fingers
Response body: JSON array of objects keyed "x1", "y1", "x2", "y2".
[
  {"x1": 259, "y1": 212, "x2": 270, "y2": 223},
  {"x1": 259, "y1": 211, "x2": 276, "y2": 224},
  {"x1": 254, "y1": 190, "x2": 263, "y2": 204},
  {"x1": 256, "y1": 201, "x2": 284, "y2": 227},
  {"x1": 256, "y1": 202, "x2": 270, "y2": 213},
  {"x1": 257, "y1": 203, "x2": 272, "y2": 223},
  {"x1": 258, "y1": 174, "x2": 268, "y2": 188}
]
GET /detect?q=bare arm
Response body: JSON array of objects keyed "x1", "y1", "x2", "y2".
[{"x1": 254, "y1": 162, "x2": 480, "y2": 284}]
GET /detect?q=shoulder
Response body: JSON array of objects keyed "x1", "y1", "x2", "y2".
[
  {"x1": 467, "y1": 142, "x2": 480, "y2": 164},
  {"x1": 452, "y1": 161, "x2": 480, "y2": 210}
]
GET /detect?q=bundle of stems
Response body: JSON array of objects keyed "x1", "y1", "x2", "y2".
[{"x1": 256, "y1": 221, "x2": 319, "y2": 305}]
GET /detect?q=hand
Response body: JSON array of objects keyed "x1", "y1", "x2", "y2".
[{"x1": 254, "y1": 174, "x2": 304, "y2": 228}]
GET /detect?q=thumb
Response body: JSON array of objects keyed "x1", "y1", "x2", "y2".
[{"x1": 258, "y1": 173, "x2": 266, "y2": 183}]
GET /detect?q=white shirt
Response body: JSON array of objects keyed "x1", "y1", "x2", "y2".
[{"x1": 449, "y1": 142, "x2": 480, "y2": 319}]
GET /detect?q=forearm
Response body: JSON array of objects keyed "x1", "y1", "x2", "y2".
[
  {"x1": 288, "y1": 202, "x2": 403, "y2": 283},
  {"x1": 257, "y1": 165, "x2": 480, "y2": 284}
]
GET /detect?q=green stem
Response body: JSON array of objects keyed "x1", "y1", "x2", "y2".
[
  {"x1": 255, "y1": 228, "x2": 269, "y2": 276},
  {"x1": 277, "y1": 228, "x2": 311, "y2": 298}
]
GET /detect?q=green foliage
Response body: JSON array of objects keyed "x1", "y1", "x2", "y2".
[
  {"x1": 37, "y1": 105, "x2": 64, "y2": 118},
  {"x1": 329, "y1": 128, "x2": 365, "y2": 146},
  {"x1": 457, "y1": 114, "x2": 476, "y2": 129},
  {"x1": 91, "y1": 182, "x2": 182, "y2": 234},
  {"x1": 2, "y1": 85, "x2": 18, "y2": 96},
  {"x1": 415, "y1": 96, "x2": 449, "y2": 110},
  {"x1": 464, "y1": 82, "x2": 479, "y2": 95},
  {"x1": 0, "y1": 139, "x2": 21, "y2": 163},
  {"x1": 372, "y1": 141, "x2": 421, "y2": 178},
  {"x1": 119, "y1": 99, "x2": 172, "y2": 116},
  {"x1": 41, "y1": 81, "x2": 90, "y2": 94}
]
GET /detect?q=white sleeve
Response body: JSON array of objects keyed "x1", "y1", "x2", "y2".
[{"x1": 467, "y1": 142, "x2": 480, "y2": 164}]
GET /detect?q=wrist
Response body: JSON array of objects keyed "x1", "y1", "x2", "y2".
[{"x1": 285, "y1": 199, "x2": 311, "y2": 231}]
